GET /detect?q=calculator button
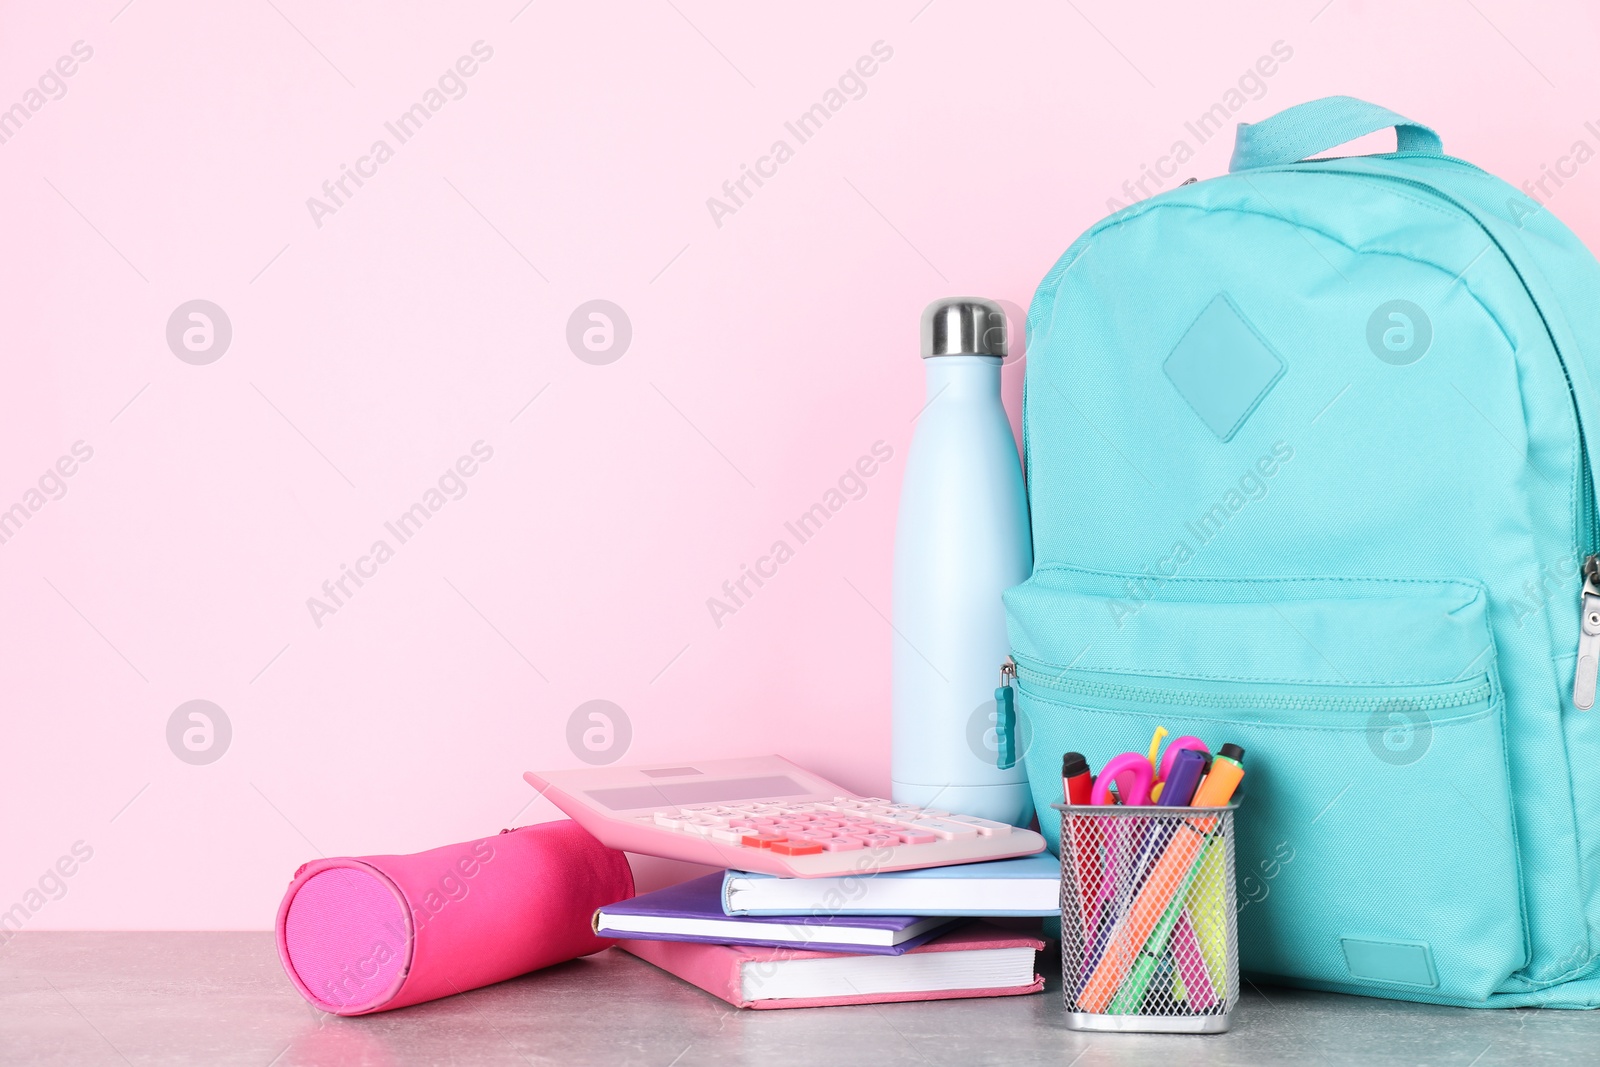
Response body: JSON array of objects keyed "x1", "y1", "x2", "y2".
[
  {"x1": 855, "y1": 833, "x2": 899, "y2": 849},
  {"x1": 770, "y1": 839, "x2": 823, "y2": 856},
  {"x1": 945, "y1": 814, "x2": 1013, "y2": 836},
  {"x1": 653, "y1": 812, "x2": 685, "y2": 830},
  {"x1": 708, "y1": 826, "x2": 748, "y2": 844},
  {"x1": 818, "y1": 835, "x2": 865, "y2": 851},
  {"x1": 740, "y1": 833, "x2": 784, "y2": 849},
  {"x1": 870, "y1": 811, "x2": 927, "y2": 827},
  {"x1": 900, "y1": 819, "x2": 978, "y2": 840},
  {"x1": 890, "y1": 828, "x2": 938, "y2": 845}
]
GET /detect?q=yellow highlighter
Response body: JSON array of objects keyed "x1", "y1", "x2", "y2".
[
  {"x1": 1189, "y1": 838, "x2": 1231, "y2": 993},
  {"x1": 1186, "y1": 743, "x2": 1246, "y2": 995}
]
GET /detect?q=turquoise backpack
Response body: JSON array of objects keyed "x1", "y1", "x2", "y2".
[{"x1": 1006, "y1": 96, "x2": 1600, "y2": 1007}]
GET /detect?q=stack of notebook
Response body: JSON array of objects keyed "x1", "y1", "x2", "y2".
[{"x1": 594, "y1": 854, "x2": 1059, "y2": 1009}]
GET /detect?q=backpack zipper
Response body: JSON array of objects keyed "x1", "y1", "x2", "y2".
[
  {"x1": 1576, "y1": 557, "x2": 1600, "y2": 709},
  {"x1": 1012, "y1": 659, "x2": 1492, "y2": 714},
  {"x1": 1581, "y1": 461, "x2": 1599, "y2": 708}
]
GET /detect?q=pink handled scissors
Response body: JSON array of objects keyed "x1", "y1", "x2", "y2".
[{"x1": 1091, "y1": 752, "x2": 1155, "y2": 806}]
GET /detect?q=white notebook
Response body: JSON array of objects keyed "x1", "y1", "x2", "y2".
[{"x1": 722, "y1": 852, "x2": 1061, "y2": 917}]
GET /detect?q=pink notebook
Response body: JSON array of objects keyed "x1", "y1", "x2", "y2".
[{"x1": 619, "y1": 922, "x2": 1044, "y2": 1009}]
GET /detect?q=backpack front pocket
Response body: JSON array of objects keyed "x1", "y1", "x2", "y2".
[{"x1": 1005, "y1": 569, "x2": 1526, "y2": 1004}]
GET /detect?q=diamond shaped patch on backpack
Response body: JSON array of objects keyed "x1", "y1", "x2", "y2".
[{"x1": 1163, "y1": 293, "x2": 1285, "y2": 441}]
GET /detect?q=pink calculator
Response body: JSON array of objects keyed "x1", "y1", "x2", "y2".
[{"x1": 524, "y1": 755, "x2": 1046, "y2": 878}]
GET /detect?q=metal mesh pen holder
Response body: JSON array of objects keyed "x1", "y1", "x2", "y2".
[{"x1": 1054, "y1": 801, "x2": 1241, "y2": 1034}]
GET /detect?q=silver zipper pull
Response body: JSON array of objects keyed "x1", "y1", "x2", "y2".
[{"x1": 1575, "y1": 556, "x2": 1600, "y2": 710}]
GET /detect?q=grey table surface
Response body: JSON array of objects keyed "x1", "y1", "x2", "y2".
[{"x1": 0, "y1": 933, "x2": 1595, "y2": 1066}]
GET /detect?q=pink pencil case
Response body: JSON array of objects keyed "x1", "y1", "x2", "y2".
[{"x1": 276, "y1": 819, "x2": 634, "y2": 1015}]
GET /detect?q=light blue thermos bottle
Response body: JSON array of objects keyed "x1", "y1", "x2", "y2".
[{"x1": 891, "y1": 298, "x2": 1035, "y2": 826}]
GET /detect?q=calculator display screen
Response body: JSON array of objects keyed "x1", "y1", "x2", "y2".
[{"x1": 585, "y1": 775, "x2": 812, "y2": 811}]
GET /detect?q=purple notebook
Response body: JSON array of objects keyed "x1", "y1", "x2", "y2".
[{"x1": 594, "y1": 874, "x2": 959, "y2": 955}]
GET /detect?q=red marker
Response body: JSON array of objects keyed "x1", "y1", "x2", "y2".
[
  {"x1": 1062, "y1": 752, "x2": 1093, "y2": 805},
  {"x1": 1061, "y1": 752, "x2": 1098, "y2": 952}
]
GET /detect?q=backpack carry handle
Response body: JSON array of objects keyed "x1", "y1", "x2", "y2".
[{"x1": 1229, "y1": 96, "x2": 1443, "y2": 172}]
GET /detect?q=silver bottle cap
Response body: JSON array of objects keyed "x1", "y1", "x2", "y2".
[{"x1": 921, "y1": 297, "x2": 1008, "y2": 358}]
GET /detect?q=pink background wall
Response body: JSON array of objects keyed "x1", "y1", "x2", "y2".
[{"x1": 2, "y1": 0, "x2": 1597, "y2": 929}]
